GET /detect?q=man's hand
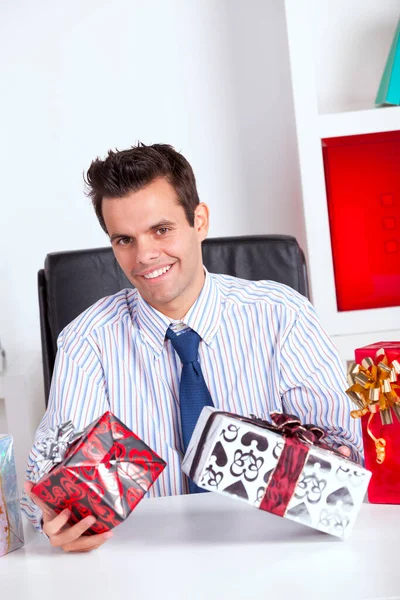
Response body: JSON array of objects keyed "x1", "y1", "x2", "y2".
[
  {"x1": 337, "y1": 445, "x2": 351, "y2": 458},
  {"x1": 24, "y1": 481, "x2": 113, "y2": 553}
]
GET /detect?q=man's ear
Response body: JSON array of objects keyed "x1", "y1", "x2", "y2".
[{"x1": 194, "y1": 203, "x2": 209, "y2": 241}]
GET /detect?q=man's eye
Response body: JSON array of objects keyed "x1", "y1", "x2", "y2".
[
  {"x1": 118, "y1": 237, "x2": 132, "y2": 246},
  {"x1": 156, "y1": 227, "x2": 169, "y2": 236}
]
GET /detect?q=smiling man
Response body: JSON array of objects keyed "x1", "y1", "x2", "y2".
[
  {"x1": 105, "y1": 176, "x2": 208, "y2": 320},
  {"x1": 23, "y1": 143, "x2": 362, "y2": 553}
]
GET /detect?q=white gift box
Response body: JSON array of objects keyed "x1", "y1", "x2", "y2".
[{"x1": 182, "y1": 407, "x2": 371, "y2": 539}]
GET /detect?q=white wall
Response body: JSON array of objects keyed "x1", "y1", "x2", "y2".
[
  {"x1": 311, "y1": 0, "x2": 400, "y2": 113},
  {"x1": 0, "y1": 0, "x2": 303, "y2": 477}
]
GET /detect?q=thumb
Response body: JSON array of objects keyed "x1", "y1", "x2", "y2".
[{"x1": 337, "y1": 445, "x2": 351, "y2": 458}]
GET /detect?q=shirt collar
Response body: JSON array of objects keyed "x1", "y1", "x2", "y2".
[
  {"x1": 136, "y1": 268, "x2": 222, "y2": 357},
  {"x1": 184, "y1": 268, "x2": 222, "y2": 346}
]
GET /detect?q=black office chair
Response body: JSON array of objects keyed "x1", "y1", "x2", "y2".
[{"x1": 38, "y1": 235, "x2": 309, "y2": 404}]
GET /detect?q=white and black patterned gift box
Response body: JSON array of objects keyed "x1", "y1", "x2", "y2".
[{"x1": 182, "y1": 407, "x2": 371, "y2": 539}]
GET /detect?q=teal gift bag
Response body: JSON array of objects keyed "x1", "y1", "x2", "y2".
[{"x1": 376, "y1": 19, "x2": 400, "y2": 106}]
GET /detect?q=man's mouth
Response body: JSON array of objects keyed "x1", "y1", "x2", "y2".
[{"x1": 142, "y1": 264, "x2": 172, "y2": 280}]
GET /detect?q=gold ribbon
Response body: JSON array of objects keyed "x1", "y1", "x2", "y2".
[{"x1": 346, "y1": 349, "x2": 400, "y2": 464}]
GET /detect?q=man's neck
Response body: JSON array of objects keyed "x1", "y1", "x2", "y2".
[{"x1": 148, "y1": 269, "x2": 207, "y2": 322}]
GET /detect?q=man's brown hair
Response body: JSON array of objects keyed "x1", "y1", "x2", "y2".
[{"x1": 85, "y1": 143, "x2": 200, "y2": 233}]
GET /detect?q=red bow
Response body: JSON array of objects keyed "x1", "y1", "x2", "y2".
[
  {"x1": 269, "y1": 412, "x2": 325, "y2": 445},
  {"x1": 249, "y1": 412, "x2": 326, "y2": 446}
]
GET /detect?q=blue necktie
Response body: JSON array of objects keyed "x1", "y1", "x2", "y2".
[{"x1": 166, "y1": 327, "x2": 214, "y2": 494}]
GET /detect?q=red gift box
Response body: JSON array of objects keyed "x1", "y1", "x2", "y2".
[
  {"x1": 32, "y1": 411, "x2": 166, "y2": 534},
  {"x1": 353, "y1": 342, "x2": 400, "y2": 504}
]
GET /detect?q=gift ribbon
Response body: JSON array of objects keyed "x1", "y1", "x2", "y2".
[
  {"x1": 346, "y1": 349, "x2": 400, "y2": 464},
  {"x1": 36, "y1": 421, "x2": 83, "y2": 477},
  {"x1": 258, "y1": 412, "x2": 327, "y2": 517}
]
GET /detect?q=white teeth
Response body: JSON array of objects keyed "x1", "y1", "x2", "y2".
[{"x1": 143, "y1": 265, "x2": 171, "y2": 279}]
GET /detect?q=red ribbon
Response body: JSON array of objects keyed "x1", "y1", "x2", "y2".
[{"x1": 259, "y1": 412, "x2": 325, "y2": 517}]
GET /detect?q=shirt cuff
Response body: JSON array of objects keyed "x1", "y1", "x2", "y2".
[
  {"x1": 323, "y1": 434, "x2": 364, "y2": 466},
  {"x1": 20, "y1": 491, "x2": 45, "y2": 533}
]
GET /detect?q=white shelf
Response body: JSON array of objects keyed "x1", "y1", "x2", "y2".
[
  {"x1": 319, "y1": 106, "x2": 400, "y2": 139},
  {"x1": 285, "y1": 0, "x2": 400, "y2": 341}
]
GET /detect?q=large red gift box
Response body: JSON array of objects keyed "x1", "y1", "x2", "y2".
[
  {"x1": 354, "y1": 342, "x2": 400, "y2": 504},
  {"x1": 32, "y1": 411, "x2": 166, "y2": 534}
]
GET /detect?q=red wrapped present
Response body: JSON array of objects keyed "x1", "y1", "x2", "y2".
[
  {"x1": 346, "y1": 342, "x2": 400, "y2": 504},
  {"x1": 31, "y1": 411, "x2": 166, "y2": 534}
]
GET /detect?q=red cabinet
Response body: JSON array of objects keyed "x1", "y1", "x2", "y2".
[{"x1": 323, "y1": 131, "x2": 400, "y2": 311}]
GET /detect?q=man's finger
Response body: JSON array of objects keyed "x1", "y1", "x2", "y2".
[
  {"x1": 62, "y1": 531, "x2": 113, "y2": 553},
  {"x1": 24, "y1": 481, "x2": 56, "y2": 520},
  {"x1": 338, "y1": 445, "x2": 351, "y2": 457},
  {"x1": 49, "y1": 515, "x2": 97, "y2": 547},
  {"x1": 43, "y1": 508, "x2": 72, "y2": 538}
]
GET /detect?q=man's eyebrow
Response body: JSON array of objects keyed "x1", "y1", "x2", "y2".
[{"x1": 149, "y1": 219, "x2": 175, "y2": 231}]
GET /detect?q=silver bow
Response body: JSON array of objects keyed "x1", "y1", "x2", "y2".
[{"x1": 36, "y1": 421, "x2": 83, "y2": 476}]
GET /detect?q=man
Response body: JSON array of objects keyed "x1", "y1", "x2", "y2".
[{"x1": 23, "y1": 143, "x2": 362, "y2": 553}]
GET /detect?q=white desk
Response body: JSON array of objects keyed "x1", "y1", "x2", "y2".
[{"x1": 2, "y1": 493, "x2": 399, "y2": 600}]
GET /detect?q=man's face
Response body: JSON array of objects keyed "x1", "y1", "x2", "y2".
[{"x1": 102, "y1": 177, "x2": 209, "y2": 319}]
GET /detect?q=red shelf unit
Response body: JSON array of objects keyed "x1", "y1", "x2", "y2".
[{"x1": 323, "y1": 130, "x2": 400, "y2": 312}]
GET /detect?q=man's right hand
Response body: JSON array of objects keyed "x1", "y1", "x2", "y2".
[{"x1": 24, "y1": 481, "x2": 113, "y2": 553}]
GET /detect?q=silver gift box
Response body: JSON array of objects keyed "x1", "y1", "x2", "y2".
[
  {"x1": 0, "y1": 434, "x2": 24, "y2": 557},
  {"x1": 182, "y1": 407, "x2": 371, "y2": 539}
]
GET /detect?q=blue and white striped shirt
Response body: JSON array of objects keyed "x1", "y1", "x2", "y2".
[{"x1": 22, "y1": 270, "x2": 362, "y2": 528}]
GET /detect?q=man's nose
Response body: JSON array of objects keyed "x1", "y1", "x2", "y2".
[{"x1": 135, "y1": 237, "x2": 160, "y2": 265}]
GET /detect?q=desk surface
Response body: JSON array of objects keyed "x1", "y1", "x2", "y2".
[{"x1": 2, "y1": 493, "x2": 399, "y2": 600}]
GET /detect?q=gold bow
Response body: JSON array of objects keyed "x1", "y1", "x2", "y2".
[{"x1": 346, "y1": 349, "x2": 400, "y2": 464}]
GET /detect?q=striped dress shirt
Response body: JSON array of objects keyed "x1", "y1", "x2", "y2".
[{"x1": 22, "y1": 270, "x2": 362, "y2": 528}]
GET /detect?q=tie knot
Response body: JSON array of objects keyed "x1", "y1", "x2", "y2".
[{"x1": 166, "y1": 327, "x2": 201, "y2": 364}]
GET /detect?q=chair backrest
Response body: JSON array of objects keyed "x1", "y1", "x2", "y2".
[{"x1": 38, "y1": 235, "x2": 309, "y2": 403}]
